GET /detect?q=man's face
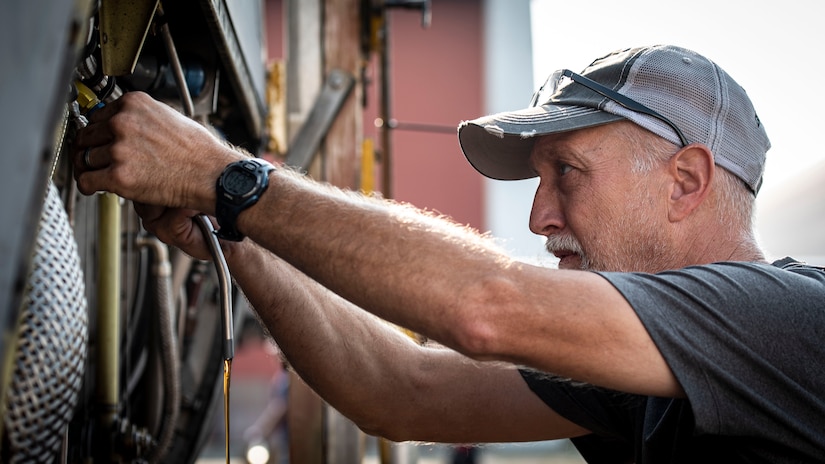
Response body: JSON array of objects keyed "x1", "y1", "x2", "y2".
[{"x1": 528, "y1": 122, "x2": 676, "y2": 273}]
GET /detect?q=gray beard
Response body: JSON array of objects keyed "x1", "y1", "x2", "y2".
[{"x1": 544, "y1": 215, "x2": 673, "y2": 273}]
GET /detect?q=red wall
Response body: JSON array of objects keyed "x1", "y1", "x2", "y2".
[
  {"x1": 380, "y1": 0, "x2": 484, "y2": 230},
  {"x1": 265, "y1": 0, "x2": 284, "y2": 58}
]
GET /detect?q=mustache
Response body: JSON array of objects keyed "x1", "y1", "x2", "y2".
[
  {"x1": 544, "y1": 234, "x2": 584, "y2": 255},
  {"x1": 544, "y1": 234, "x2": 592, "y2": 270}
]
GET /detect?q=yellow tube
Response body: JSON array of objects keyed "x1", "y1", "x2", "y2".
[
  {"x1": 96, "y1": 193, "x2": 121, "y2": 430},
  {"x1": 361, "y1": 138, "x2": 375, "y2": 194}
]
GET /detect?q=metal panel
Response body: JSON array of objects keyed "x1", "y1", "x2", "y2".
[
  {"x1": 199, "y1": 0, "x2": 268, "y2": 141},
  {"x1": 0, "y1": 0, "x2": 90, "y2": 357},
  {"x1": 284, "y1": 69, "x2": 355, "y2": 171},
  {"x1": 99, "y1": 0, "x2": 159, "y2": 76}
]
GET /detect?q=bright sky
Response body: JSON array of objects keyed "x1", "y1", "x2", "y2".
[{"x1": 529, "y1": 0, "x2": 824, "y2": 201}]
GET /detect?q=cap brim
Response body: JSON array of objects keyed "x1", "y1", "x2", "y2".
[{"x1": 458, "y1": 104, "x2": 625, "y2": 180}]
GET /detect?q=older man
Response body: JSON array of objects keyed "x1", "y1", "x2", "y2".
[{"x1": 74, "y1": 45, "x2": 825, "y2": 462}]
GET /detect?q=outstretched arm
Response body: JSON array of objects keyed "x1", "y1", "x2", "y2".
[
  {"x1": 231, "y1": 168, "x2": 679, "y2": 398},
  {"x1": 137, "y1": 203, "x2": 587, "y2": 442},
  {"x1": 223, "y1": 238, "x2": 588, "y2": 443},
  {"x1": 74, "y1": 91, "x2": 681, "y2": 404}
]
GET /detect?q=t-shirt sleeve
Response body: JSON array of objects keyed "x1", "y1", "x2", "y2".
[
  {"x1": 519, "y1": 369, "x2": 643, "y2": 439},
  {"x1": 518, "y1": 369, "x2": 643, "y2": 463},
  {"x1": 597, "y1": 262, "x2": 825, "y2": 447}
]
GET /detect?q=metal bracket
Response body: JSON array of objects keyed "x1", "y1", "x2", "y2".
[
  {"x1": 284, "y1": 69, "x2": 355, "y2": 171},
  {"x1": 99, "y1": 0, "x2": 159, "y2": 76},
  {"x1": 384, "y1": 0, "x2": 431, "y2": 28}
]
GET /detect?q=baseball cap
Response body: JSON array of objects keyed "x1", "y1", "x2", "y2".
[{"x1": 457, "y1": 45, "x2": 771, "y2": 194}]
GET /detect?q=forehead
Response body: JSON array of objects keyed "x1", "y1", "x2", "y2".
[{"x1": 528, "y1": 122, "x2": 635, "y2": 169}]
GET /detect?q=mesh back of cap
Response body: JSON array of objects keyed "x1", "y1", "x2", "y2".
[{"x1": 604, "y1": 45, "x2": 770, "y2": 193}]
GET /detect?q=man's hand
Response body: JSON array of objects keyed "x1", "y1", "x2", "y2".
[
  {"x1": 133, "y1": 203, "x2": 216, "y2": 262},
  {"x1": 73, "y1": 91, "x2": 240, "y2": 215}
]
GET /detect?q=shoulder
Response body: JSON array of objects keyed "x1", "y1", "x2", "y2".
[
  {"x1": 598, "y1": 260, "x2": 825, "y2": 313},
  {"x1": 595, "y1": 260, "x2": 825, "y2": 350},
  {"x1": 596, "y1": 260, "x2": 825, "y2": 438},
  {"x1": 771, "y1": 256, "x2": 825, "y2": 280}
]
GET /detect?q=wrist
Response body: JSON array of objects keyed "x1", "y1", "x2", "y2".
[
  {"x1": 214, "y1": 157, "x2": 276, "y2": 241},
  {"x1": 195, "y1": 145, "x2": 246, "y2": 215}
]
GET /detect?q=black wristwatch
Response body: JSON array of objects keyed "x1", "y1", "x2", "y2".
[{"x1": 215, "y1": 158, "x2": 275, "y2": 241}]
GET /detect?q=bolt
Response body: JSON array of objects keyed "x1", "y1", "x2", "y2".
[{"x1": 330, "y1": 71, "x2": 343, "y2": 89}]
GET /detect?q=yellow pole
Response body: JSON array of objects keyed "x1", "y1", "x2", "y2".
[
  {"x1": 361, "y1": 138, "x2": 375, "y2": 194},
  {"x1": 97, "y1": 192, "x2": 121, "y2": 455}
]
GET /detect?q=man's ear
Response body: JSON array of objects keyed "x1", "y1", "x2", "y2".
[{"x1": 667, "y1": 144, "x2": 714, "y2": 222}]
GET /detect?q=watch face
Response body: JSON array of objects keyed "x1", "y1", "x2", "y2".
[{"x1": 224, "y1": 169, "x2": 257, "y2": 196}]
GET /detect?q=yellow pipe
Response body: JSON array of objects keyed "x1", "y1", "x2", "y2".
[
  {"x1": 96, "y1": 192, "x2": 121, "y2": 435},
  {"x1": 361, "y1": 138, "x2": 375, "y2": 194}
]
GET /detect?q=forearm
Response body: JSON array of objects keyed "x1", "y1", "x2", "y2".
[
  {"x1": 225, "y1": 240, "x2": 583, "y2": 443},
  {"x1": 224, "y1": 239, "x2": 430, "y2": 434},
  {"x1": 238, "y1": 168, "x2": 514, "y2": 356}
]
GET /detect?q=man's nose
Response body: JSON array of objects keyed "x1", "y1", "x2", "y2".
[{"x1": 529, "y1": 182, "x2": 564, "y2": 236}]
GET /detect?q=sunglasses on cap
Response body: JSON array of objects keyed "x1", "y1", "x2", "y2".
[{"x1": 529, "y1": 69, "x2": 689, "y2": 147}]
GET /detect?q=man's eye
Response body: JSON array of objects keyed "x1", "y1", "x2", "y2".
[{"x1": 559, "y1": 163, "x2": 573, "y2": 176}]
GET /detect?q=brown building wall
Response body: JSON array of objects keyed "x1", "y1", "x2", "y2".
[{"x1": 265, "y1": 0, "x2": 485, "y2": 231}]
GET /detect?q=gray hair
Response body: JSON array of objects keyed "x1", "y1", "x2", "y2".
[{"x1": 620, "y1": 122, "x2": 757, "y2": 244}]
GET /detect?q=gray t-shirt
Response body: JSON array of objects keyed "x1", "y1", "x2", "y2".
[{"x1": 520, "y1": 258, "x2": 825, "y2": 463}]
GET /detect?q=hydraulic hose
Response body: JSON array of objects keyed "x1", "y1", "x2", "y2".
[
  {"x1": 135, "y1": 235, "x2": 181, "y2": 463},
  {"x1": 194, "y1": 216, "x2": 235, "y2": 361},
  {"x1": 158, "y1": 3, "x2": 234, "y2": 361}
]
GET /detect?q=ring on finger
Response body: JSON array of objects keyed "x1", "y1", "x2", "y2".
[{"x1": 83, "y1": 147, "x2": 93, "y2": 170}]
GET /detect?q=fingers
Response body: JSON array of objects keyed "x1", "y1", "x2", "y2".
[
  {"x1": 74, "y1": 104, "x2": 119, "y2": 149},
  {"x1": 134, "y1": 204, "x2": 214, "y2": 261},
  {"x1": 134, "y1": 203, "x2": 197, "y2": 242},
  {"x1": 72, "y1": 98, "x2": 121, "y2": 182},
  {"x1": 133, "y1": 202, "x2": 168, "y2": 225},
  {"x1": 75, "y1": 145, "x2": 108, "y2": 173},
  {"x1": 73, "y1": 91, "x2": 149, "y2": 154},
  {"x1": 82, "y1": 147, "x2": 93, "y2": 169},
  {"x1": 73, "y1": 143, "x2": 114, "y2": 196},
  {"x1": 71, "y1": 90, "x2": 236, "y2": 210},
  {"x1": 72, "y1": 118, "x2": 109, "y2": 177},
  {"x1": 72, "y1": 94, "x2": 146, "y2": 196}
]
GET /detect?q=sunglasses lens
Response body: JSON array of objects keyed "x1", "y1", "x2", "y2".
[{"x1": 530, "y1": 70, "x2": 568, "y2": 107}]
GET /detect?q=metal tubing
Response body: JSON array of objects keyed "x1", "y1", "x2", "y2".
[
  {"x1": 158, "y1": 3, "x2": 194, "y2": 118},
  {"x1": 159, "y1": 6, "x2": 234, "y2": 360},
  {"x1": 96, "y1": 192, "x2": 121, "y2": 443},
  {"x1": 194, "y1": 216, "x2": 234, "y2": 360},
  {"x1": 135, "y1": 235, "x2": 181, "y2": 463}
]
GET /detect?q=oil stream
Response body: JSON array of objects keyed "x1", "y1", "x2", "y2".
[{"x1": 224, "y1": 358, "x2": 232, "y2": 464}]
